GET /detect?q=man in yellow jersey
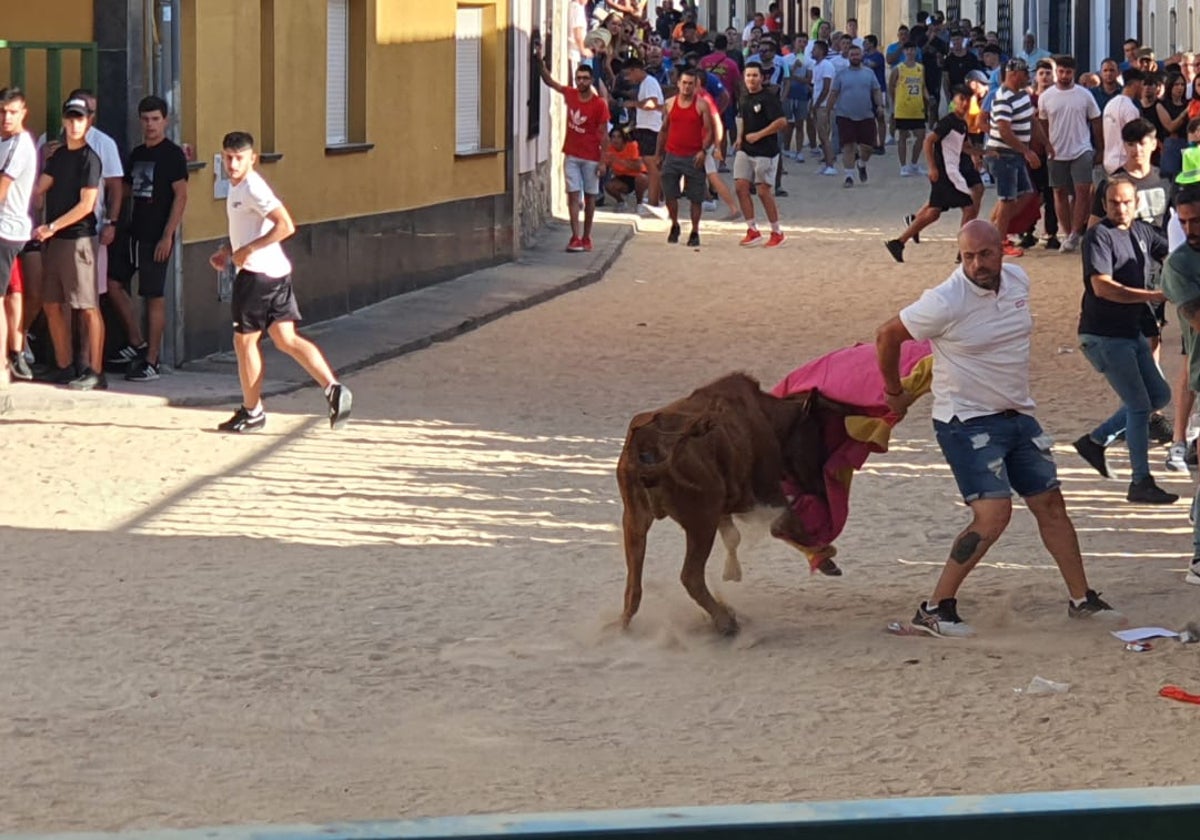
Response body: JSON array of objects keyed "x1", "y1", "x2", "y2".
[{"x1": 889, "y1": 42, "x2": 930, "y2": 176}]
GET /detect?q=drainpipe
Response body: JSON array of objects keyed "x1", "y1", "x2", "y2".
[{"x1": 154, "y1": 0, "x2": 185, "y2": 367}]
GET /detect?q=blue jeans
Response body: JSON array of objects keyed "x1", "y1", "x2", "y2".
[
  {"x1": 987, "y1": 152, "x2": 1034, "y2": 200},
  {"x1": 1078, "y1": 333, "x2": 1172, "y2": 482},
  {"x1": 934, "y1": 412, "x2": 1060, "y2": 503}
]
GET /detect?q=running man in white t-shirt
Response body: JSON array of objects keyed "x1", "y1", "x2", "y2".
[
  {"x1": 208, "y1": 131, "x2": 351, "y2": 433},
  {"x1": 876, "y1": 220, "x2": 1121, "y2": 638}
]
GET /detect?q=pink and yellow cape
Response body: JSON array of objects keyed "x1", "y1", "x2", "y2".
[{"x1": 770, "y1": 340, "x2": 933, "y2": 571}]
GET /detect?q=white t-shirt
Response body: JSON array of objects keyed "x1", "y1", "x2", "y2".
[
  {"x1": 811, "y1": 58, "x2": 834, "y2": 105},
  {"x1": 899, "y1": 264, "x2": 1037, "y2": 423},
  {"x1": 1037, "y1": 84, "x2": 1101, "y2": 161},
  {"x1": 0, "y1": 131, "x2": 37, "y2": 242},
  {"x1": 226, "y1": 170, "x2": 293, "y2": 278},
  {"x1": 636, "y1": 75, "x2": 664, "y2": 131},
  {"x1": 1168, "y1": 209, "x2": 1185, "y2": 252},
  {"x1": 568, "y1": 1, "x2": 588, "y2": 63},
  {"x1": 1102, "y1": 94, "x2": 1141, "y2": 174},
  {"x1": 829, "y1": 54, "x2": 850, "y2": 75}
]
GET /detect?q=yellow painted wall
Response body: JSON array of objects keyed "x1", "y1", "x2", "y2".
[
  {"x1": 0, "y1": 0, "x2": 93, "y2": 137},
  {"x1": 183, "y1": 0, "x2": 509, "y2": 242}
]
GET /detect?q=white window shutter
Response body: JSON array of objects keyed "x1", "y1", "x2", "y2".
[
  {"x1": 326, "y1": 0, "x2": 350, "y2": 145},
  {"x1": 456, "y1": 7, "x2": 483, "y2": 153}
]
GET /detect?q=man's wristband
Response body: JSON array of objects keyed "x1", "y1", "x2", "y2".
[{"x1": 884, "y1": 386, "x2": 904, "y2": 396}]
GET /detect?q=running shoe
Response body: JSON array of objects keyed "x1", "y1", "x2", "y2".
[
  {"x1": 910, "y1": 598, "x2": 975, "y2": 638},
  {"x1": 1167, "y1": 441, "x2": 1189, "y2": 472},
  {"x1": 843, "y1": 176, "x2": 854, "y2": 188},
  {"x1": 904, "y1": 214, "x2": 921, "y2": 243},
  {"x1": 884, "y1": 239, "x2": 905, "y2": 263},
  {"x1": 667, "y1": 223, "x2": 681, "y2": 244},
  {"x1": 566, "y1": 236, "x2": 584, "y2": 252},
  {"x1": 581, "y1": 237, "x2": 593, "y2": 252},
  {"x1": 1002, "y1": 241, "x2": 1025, "y2": 257},
  {"x1": 686, "y1": 230, "x2": 700, "y2": 247},
  {"x1": 1187, "y1": 559, "x2": 1200, "y2": 586},
  {"x1": 326, "y1": 383, "x2": 353, "y2": 430},
  {"x1": 765, "y1": 231, "x2": 786, "y2": 248},
  {"x1": 740, "y1": 229, "x2": 764, "y2": 247},
  {"x1": 1127, "y1": 477, "x2": 1179, "y2": 505},
  {"x1": 857, "y1": 162, "x2": 868, "y2": 182},
  {"x1": 1073, "y1": 434, "x2": 1110, "y2": 478},
  {"x1": 218, "y1": 406, "x2": 266, "y2": 433},
  {"x1": 125, "y1": 360, "x2": 160, "y2": 382},
  {"x1": 1067, "y1": 590, "x2": 1123, "y2": 621}
]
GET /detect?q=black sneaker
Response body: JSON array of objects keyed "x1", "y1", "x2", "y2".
[
  {"x1": 843, "y1": 176, "x2": 854, "y2": 188},
  {"x1": 1148, "y1": 413, "x2": 1174, "y2": 444},
  {"x1": 1073, "y1": 434, "x2": 1110, "y2": 478},
  {"x1": 904, "y1": 214, "x2": 920, "y2": 243},
  {"x1": 1068, "y1": 589, "x2": 1123, "y2": 621},
  {"x1": 774, "y1": 188, "x2": 789, "y2": 197},
  {"x1": 857, "y1": 162, "x2": 868, "y2": 183},
  {"x1": 107, "y1": 343, "x2": 146, "y2": 366},
  {"x1": 667, "y1": 223, "x2": 681, "y2": 244},
  {"x1": 686, "y1": 230, "x2": 700, "y2": 247},
  {"x1": 66, "y1": 368, "x2": 107, "y2": 391},
  {"x1": 1045, "y1": 235, "x2": 1062, "y2": 250},
  {"x1": 872, "y1": 145, "x2": 885, "y2": 155},
  {"x1": 125, "y1": 360, "x2": 160, "y2": 382},
  {"x1": 8, "y1": 351, "x2": 32, "y2": 381},
  {"x1": 41, "y1": 365, "x2": 77, "y2": 384},
  {"x1": 1127, "y1": 476, "x2": 1179, "y2": 504},
  {"x1": 884, "y1": 239, "x2": 905, "y2": 263},
  {"x1": 1019, "y1": 231, "x2": 1039, "y2": 249},
  {"x1": 1187, "y1": 437, "x2": 1198, "y2": 468},
  {"x1": 218, "y1": 406, "x2": 266, "y2": 433},
  {"x1": 326, "y1": 383, "x2": 353, "y2": 430},
  {"x1": 910, "y1": 598, "x2": 975, "y2": 638}
]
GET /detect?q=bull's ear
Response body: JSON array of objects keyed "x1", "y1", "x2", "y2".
[{"x1": 629, "y1": 410, "x2": 659, "y2": 432}]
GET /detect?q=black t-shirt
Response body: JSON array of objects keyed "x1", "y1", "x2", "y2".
[
  {"x1": 921, "y1": 38, "x2": 946, "y2": 91},
  {"x1": 126, "y1": 138, "x2": 189, "y2": 243},
  {"x1": 681, "y1": 39, "x2": 712, "y2": 58},
  {"x1": 943, "y1": 51, "x2": 982, "y2": 87},
  {"x1": 931, "y1": 112, "x2": 974, "y2": 175},
  {"x1": 1079, "y1": 219, "x2": 1169, "y2": 337},
  {"x1": 1091, "y1": 167, "x2": 1170, "y2": 228},
  {"x1": 656, "y1": 10, "x2": 681, "y2": 41},
  {"x1": 725, "y1": 48, "x2": 745, "y2": 72},
  {"x1": 44, "y1": 144, "x2": 102, "y2": 239},
  {"x1": 739, "y1": 89, "x2": 785, "y2": 156}
]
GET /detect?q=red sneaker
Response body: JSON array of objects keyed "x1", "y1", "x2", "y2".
[
  {"x1": 765, "y1": 231, "x2": 786, "y2": 248},
  {"x1": 739, "y1": 228, "x2": 764, "y2": 246},
  {"x1": 581, "y1": 236, "x2": 593, "y2": 252},
  {"x1": 1002, "y1": 241, "x2": 1024, "y2": 258},
  {"x1": 566, "y1": 236, "x2": 584, "y2": 252}
]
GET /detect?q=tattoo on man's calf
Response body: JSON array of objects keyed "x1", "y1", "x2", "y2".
[{"x1": 951, "y1": 530, "x2": 983, "y2": 564}]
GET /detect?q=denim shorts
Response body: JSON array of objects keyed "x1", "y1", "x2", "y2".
[
  {"x1": 934, "y1": 412, "x2": 1060, "y2": 503},
  {"x1": 564, "y1": 155, "x2": 600, "y2": 195},
  {"x1": 987, "y1": 152, "x2": 1034, "y2": 201}
]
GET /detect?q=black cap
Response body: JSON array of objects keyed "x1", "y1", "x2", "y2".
[{"x1": 62, "y1": 97, "x2": 89, "y2": 117}]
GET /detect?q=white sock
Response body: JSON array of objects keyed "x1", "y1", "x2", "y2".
[
  {"x1": 747, "y1": 220, "x2": 758, "y2": 231},
  {"x1": 770, "y1": 222, "x2": 781, "y2": 234},
  {"x1": 246, "y1": 403, "x2": 264, "y2": 416},
  {"x1": 844, "y1": 168, "x2": 854, "y2": 177},
  {"x1": 324, "y1": 381, "x2": 340, "y2": 397}
]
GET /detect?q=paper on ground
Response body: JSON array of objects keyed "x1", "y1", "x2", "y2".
[{"x1": 1111, "y1": 627, "x2": 1180, "y2": 642}]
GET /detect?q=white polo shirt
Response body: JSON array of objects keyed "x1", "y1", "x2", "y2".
[
  {"x1": 899, "y1": 264, "x2": 1037, "y2": 423},
  {"x1": 226, "y1": 170, "x2": 292, "y2": 278}
]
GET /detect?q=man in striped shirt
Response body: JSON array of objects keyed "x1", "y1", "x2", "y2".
[{"x1": 985, "y1": 58, "x2": 1053, "y2": 256}]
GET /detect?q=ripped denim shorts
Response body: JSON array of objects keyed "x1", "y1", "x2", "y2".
[{"x1": 933, "y1": 411, "x2": 1060, "y2": 503}]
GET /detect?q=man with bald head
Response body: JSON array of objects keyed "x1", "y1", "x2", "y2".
[{"x1": 876, "y1": 221, "x2": 1121, "y2": 637}]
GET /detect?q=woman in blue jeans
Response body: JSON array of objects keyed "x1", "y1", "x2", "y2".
[{"x1": 1071, "y1": 179, "x2": 1178, "y2": 503}]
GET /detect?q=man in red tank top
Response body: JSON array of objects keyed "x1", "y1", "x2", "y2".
[
  {"x1": 538, "y1": 47, "x2": 610, "y2": 252},
  {"x1": 655, "y1": 66, "x2": 716, "y2": 246}
]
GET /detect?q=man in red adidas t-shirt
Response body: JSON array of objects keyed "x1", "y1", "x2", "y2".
[{"x1": 538, "y1": 48, "x2": 610, "y2": 252}]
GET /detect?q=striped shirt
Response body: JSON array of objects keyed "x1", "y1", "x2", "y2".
[{"x1": 987, "y1": 86, "x2": 1035, "y2": 152}]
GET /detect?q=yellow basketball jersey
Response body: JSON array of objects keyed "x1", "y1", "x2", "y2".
[{"x1": 893, "y1": 63, "x2": 926, "y2": 120}]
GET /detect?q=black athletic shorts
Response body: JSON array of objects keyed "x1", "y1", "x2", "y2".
[
  {"x1": 108, "y1": 236, "x2": 170, "y2": 298},
  {"x1": 231, "y1": 270, "x2": 302, "y2": 334}
]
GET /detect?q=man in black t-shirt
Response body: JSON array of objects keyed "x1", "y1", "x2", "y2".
[
  {"x1": 32, "y1": 97, "x2": 105, "y2": 389},
  {"x1": 108, "y1": 96, "x2": 189, "y2": 382},
  {"x1": 942, "y1": 34, "x2": 982, "y2": 95},
  {"x1": 733, "y1": 61, "x2": 787, "y2": 248},
  {"x1": 1072, "y1": 179, "x2": 1177, "y2": 504}
]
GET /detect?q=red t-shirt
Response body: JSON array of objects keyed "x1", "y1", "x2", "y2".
[{"x1": 562, "y1": 87, "x2": 610, "y2": 162}]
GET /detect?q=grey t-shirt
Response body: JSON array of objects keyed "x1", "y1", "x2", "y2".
[{"x1": 831, "y1": 66, "x2": 880, "y2": 120}]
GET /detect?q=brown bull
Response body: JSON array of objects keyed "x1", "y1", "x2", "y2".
[{"x1": 616, "y1": 372, "x2": 838, "y2": 635}]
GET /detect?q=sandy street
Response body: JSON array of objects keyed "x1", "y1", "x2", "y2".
[{"x1": 3, "y1": 160, "x2": 1200, "y2": 833}]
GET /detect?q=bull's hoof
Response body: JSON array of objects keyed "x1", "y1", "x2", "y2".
[
  {"x1": 816, "y1": 558, "x2": 842, "y2": 576},
  {"x1": 713, "y1": 611, "x2": 739, "y2": 636},
  {"x1": 722, "y1": 560, "x2": 743, "y2": 582}
]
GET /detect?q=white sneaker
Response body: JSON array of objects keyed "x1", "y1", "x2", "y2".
[
  {"x1": 820, "y1": 165, "x2": 839, "y2": 176},
  {"x1": 900, "y1": 165, "x2": 913, "y2": 177},
  {"x1": 794, "y1": 152, "x2": 805, "y2": 162},
  {"x1": 702, "y1": 200, "x2": 717, "y2": 211},
  {"x1": 1186, "y1": 560, "x2": 1200, "y2": 585},
  {"x1": 1061, "y1": 232, "x2": 1081, "y2": 252},
  {"x1": 1167, "y1": 441, "x2": 1189, "y2": 472},
  {"x1": 910, "y1": 599, "x2": 976, "y2": 638},
  {"x1": 981, "y1": 172, "x2": 994, "y2": 187}
]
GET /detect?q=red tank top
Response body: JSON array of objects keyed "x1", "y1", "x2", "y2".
[{"x1": 665, "y1": 95, "x2": 705, "y2": 156}]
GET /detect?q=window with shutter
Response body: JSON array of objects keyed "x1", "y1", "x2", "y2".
[
  {"x1": 326, "y1": 0, "x2": 350, "y2": 146},
  {"x1": 456, "y1": 6, "x2": 483, "y2": 154}
]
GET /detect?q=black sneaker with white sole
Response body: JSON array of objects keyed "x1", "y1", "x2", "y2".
[
  {"x1": 66, "y1": 368, "x2": 107, "y2": 391},
  {"x1": 125, "y1": 360, "x2": 160, "y2": 382},
  {"x1": 667, "y1": 223, "x2": 681, "y2": 244},
  {"x1": 1073, "y1": 434, "x2": 1110, "y2": 478},
  {"x1": 107, "y1": 343, "x2": 146, "y2": 366},
  {"x1": 1067, "y1": 589, "x2": 1123, "y2": 621},
  {"x1": 857, "y1": 163, "x2": 868, "y2": 182},
  {"x1": 8, "y1": 351, "x2": 32, "y2": 381},
  {"x1": 910, "y1": 598, "x2": 975, "y2": 637},
  {"x1": 326, "y1": 383, "x2": 353, "y2": 430},
  {"x1": 1186, "y1": 560, "x2": 1200, "y2": 586},
  {"x1": 218, "y1": 406, "x2": 266, "y2": 433},
  {"x1": 686, "y1": 231, "x2": 700, "y2": 247},
  {"x1": 884, "y1": 239, "x2": 905, "y2": 263}
]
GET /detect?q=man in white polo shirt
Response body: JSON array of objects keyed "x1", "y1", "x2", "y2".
[{"x1": 875, "y1": 220, "x2": 1121, "y2": 637}]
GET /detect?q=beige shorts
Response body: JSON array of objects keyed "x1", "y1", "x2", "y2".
[{"x1": 43, "y1": 236, "x2": 99, "y2": 310}]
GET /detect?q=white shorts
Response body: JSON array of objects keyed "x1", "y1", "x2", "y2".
[
  {"x1": 564, "y1": 155, "x2": 600, "y2": 195},
  {"x1": 733, "y1": 151, "x2": 779, "y2": 186},
  {"x1": 705, "y1": 150, "x2": 719, "y2": 175}
]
